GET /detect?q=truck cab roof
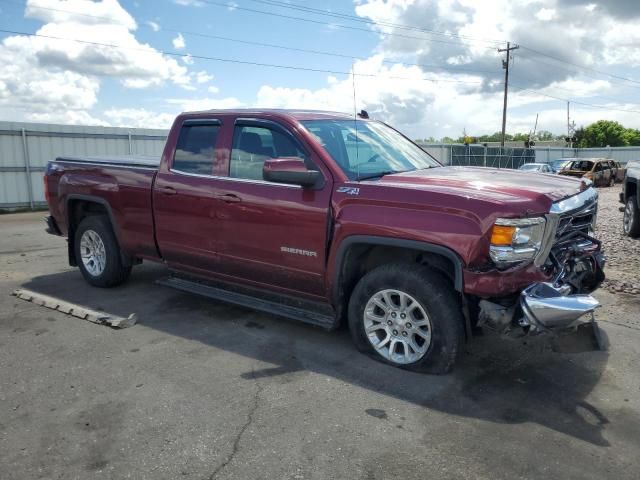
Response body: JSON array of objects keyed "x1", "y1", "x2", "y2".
[{"x1": 180, "y1": 108, "x2": 358, "y2": 122}]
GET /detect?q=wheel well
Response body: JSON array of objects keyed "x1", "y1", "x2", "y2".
[
  {"x1": 66, "y1": 199, "x2": 112, "y2": 267},
  {"x1": 335, "y1": 243, "x2": 460, "y2": 324}
]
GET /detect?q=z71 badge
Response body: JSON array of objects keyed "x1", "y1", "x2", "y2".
[{"x1": 336, "y1": 186, "x2": 360, "y2": 196}]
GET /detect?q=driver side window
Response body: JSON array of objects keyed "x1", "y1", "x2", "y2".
[{"x1": 229, "y1": 125, "x2": 305, "y2": 181}]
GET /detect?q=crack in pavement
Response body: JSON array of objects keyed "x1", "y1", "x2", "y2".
[{"x1": 208, "y1": 368, "x2": 264, "y2": 480}]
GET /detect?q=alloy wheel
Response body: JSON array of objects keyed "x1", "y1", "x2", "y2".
[
  {"x1": 363, "y1": 289, "x2": 432, "y2": 364},
  {"x1": 624, "y1": 202, "x2": 633, "y2": 234},
  {"x1": 80, "y1": 229, "x2": 106, "y2": 277}
]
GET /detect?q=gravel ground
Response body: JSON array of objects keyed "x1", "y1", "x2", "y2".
[{"x1": 595, "y1": 185, "x2": 640, "y2": 294}]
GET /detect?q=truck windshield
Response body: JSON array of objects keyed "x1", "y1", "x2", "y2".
[{"x1": 301, "y1": 119, "x2": 440, "y2": 180}]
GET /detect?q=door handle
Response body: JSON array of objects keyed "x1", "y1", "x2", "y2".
[
  {"x1": 217, "y1": 193, "x2": 242, "y2": 203},
  {"x1": 160, "y1": 186, "x2": 177, "y2": 196}
]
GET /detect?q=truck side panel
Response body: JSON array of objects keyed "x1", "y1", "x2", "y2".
[{"x1": 47, "y1": 161, "x2": 160, "y2": 261}]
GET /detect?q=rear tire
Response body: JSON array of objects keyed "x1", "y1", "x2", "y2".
[
  {"x1": 623, "y1": 196, "x2": 640, "y2": 238},
  {"x1": 74, "y1": 215, "x2": 131, "y2": 287},
  {"x1": 348, "y1": 263, "x2": 464, "y2": 374}
]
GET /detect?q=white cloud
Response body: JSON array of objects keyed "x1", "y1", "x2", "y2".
[
  {"x1": 0, "y1": 34, "x2": 101, "y2": 124},
  {"x1": 172, "y1": 33, "x2": 186, "y2": 50},
  {"x1": 0, "y1": 0, "x2": 200, "y2": 124},
  {"x1": 103, "y1": 108, "x2": 175, "y2": 128},
  {"x1": 535, "y1": 8, "x2": 556, "y2": 21},
  {"x1": 146, "y1": 20, "x2": 160, "y2": 32},
  {"x1": 207, "y1": 85, "x2": 220, "y2": 94},
  {"x1": 255, "y1": 55, "x2": 476, "y2": 137},
  {"x1": 23, "y1": 0, "x2": 191, "y2": 89},
  {"x1": 166, "y1": 96, "x2": 245, "y2": 111},
  {"x1": 27, "y1": 0, "x2": 136, "y2": 29},
  {"x1": 194, "y1": 71, "x2": 214, "y2": 83},
  {"x1": 173, "y1": 0, "x2": 204, "y2": 6}
]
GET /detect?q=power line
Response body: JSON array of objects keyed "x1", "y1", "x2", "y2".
[
  {"x1": 509, "y1": 74, "x2": 640, "y2": 104},
  {"x1": 510, "y1": 85, "x2": 640, "y2": 114},
  {"x1": 0, "y1": 27, "x2": 488, "y2": 85},
  {"x1": 209, "y1": 0, "x2": 640, "y2": 89},
  {"x1": 244, "y1": 0, "x2": 504, "y2": 46},
  {"x1": 8, "y1": 0, "x2": 639, "y2": 93},
  {"x1": 519, "y1": 45, "x2": 640, "y2": 87},
  {"x1": 3, "y1": 1, "x2": 639, "y2": 117},
  {"x1": 195, "y1": 0, "x2": 500, "y2": 51}
]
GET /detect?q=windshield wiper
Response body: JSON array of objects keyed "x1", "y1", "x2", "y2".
[{"x1": 355, "y1": 170, "x2": 407, "y2": 181}]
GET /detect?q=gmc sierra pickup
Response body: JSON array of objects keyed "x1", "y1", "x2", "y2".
[{"x1": 44, "y1": 109, "x2": 606, "y2": 373}]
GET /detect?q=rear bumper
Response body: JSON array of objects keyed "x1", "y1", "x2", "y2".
[{"x1": 45, "y1": 215, "x2": 62, "y2": 236}]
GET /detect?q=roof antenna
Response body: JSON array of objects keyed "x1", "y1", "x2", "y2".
[{"x1": 352, "y1": 62, "x2": 360, "y2": 179}]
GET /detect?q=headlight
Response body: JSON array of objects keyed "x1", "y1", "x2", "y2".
[{"x1": 490, "y1": 217, "x2": 546, "y2": 266}]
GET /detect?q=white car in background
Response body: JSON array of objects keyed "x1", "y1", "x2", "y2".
[{"x1": 518, "y1": 162, "x2": 553, "y2": 173}]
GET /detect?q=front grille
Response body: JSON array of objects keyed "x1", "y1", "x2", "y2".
[{"x1": 553, "y1": 199, "x2": 597, "y2": 250}]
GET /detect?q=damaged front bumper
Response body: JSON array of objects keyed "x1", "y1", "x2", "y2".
[
  {"x1": 520, "y1": 282, "x2": 599, "y2": 331},
  {"x1": 478, "y1": 237, "x2": 607, "y2": 352}
]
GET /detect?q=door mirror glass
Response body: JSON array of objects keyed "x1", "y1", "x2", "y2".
[{"x1": 263, "y1": 157, "x2": 321, "y2": 187}]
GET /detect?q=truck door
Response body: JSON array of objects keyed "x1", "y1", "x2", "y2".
[
  {"x1": 153, "y1": 119, "x2": 224, "y2": 272},
  {"x1": 213, "y1": 119, "x2": 333, "y2": 298}
]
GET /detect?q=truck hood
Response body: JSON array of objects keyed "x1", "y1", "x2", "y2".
[{"x1": 374, "y1": 166, "x2": 586, "y2": 207}]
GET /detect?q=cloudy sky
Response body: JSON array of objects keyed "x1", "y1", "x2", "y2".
[{"x1": 0, "y1": 0, "x2": 639, "y2": 139}]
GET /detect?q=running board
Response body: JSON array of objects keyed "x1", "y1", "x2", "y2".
[{"x1": 156, "y1": 276, "x2": 336, "y2": 330}]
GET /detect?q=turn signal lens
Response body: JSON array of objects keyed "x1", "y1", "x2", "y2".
[{"x1": 490, "y1": 225, "x2": 516, "y2": 246}]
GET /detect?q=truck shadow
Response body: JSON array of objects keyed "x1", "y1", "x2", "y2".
[{"x1": 22, "y1": 265, "x2": 614, "y2": 447}]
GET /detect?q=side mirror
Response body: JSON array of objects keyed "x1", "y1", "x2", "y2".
[{"x1": 263, "y1": 157, "x2": 321, "y2": 187}]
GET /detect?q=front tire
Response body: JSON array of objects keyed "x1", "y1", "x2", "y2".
[
  {"x1": 74, "y1": 215, "x2": 131, "y2": 287},
  {"x1": 623, "y1": 196, "x2": 640, "y2": 238},
  {"x1": 348, "y1": 263, "x2": 464, "y2": 374}
]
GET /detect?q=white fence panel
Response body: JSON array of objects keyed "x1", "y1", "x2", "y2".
[{"x1": 0, "y1": 121, "x2": 168, "y2": 210}]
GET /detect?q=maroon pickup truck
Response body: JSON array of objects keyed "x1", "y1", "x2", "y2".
[{"x1": 44, "y1": 109, "x2": 606, "y2": 373}]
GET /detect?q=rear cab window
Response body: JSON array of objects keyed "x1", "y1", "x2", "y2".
[{"x1": 172, "y1": 120, "x2": 221, "y2": 176}]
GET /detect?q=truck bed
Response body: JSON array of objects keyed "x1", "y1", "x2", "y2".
[
  {"x1": 47, "y1": 155, "x2": 160, "y2": 261},
  {"x1": 56, "y1": 155, "x2": 160, "y2": 169}
]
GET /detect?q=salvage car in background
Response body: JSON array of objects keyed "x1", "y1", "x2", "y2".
[
  {"x1": 518, "y1": 162, "x2": 553, "y2": 173},
  {"x1": 549, "y1": 158, "x2": 573, "y2": 174},
  {"x1": 612, "y1": 160, "x2": 626, "y2": 183},
  {"x1": 558, "y1": 158, "x2": 616, "y2": 187}
]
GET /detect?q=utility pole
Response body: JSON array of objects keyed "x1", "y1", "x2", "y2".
[
  {"x1": 498, "y1": 42, "x2": 519, "y2": 147},
  {"x1": 567, "y1": 101, "x2": 571, "y2": 147},
  {"x1": 567, "y1": 101, "x2": 576, "y2": 148}
]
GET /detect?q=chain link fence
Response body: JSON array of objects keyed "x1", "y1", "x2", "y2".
[{"x1": 449, "y1": 145, "x2": 536, "y2": 168}]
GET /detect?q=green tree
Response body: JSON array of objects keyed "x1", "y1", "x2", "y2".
[
  {"x1": 537, "y1": 130, "x2": 555, "y2": 141},
  {"x1": 624, "y1": 128, "x2": 640, "y2": 146},
  {"x1": 577, "y1": 120, "x2": 627, "y2": 147}
]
